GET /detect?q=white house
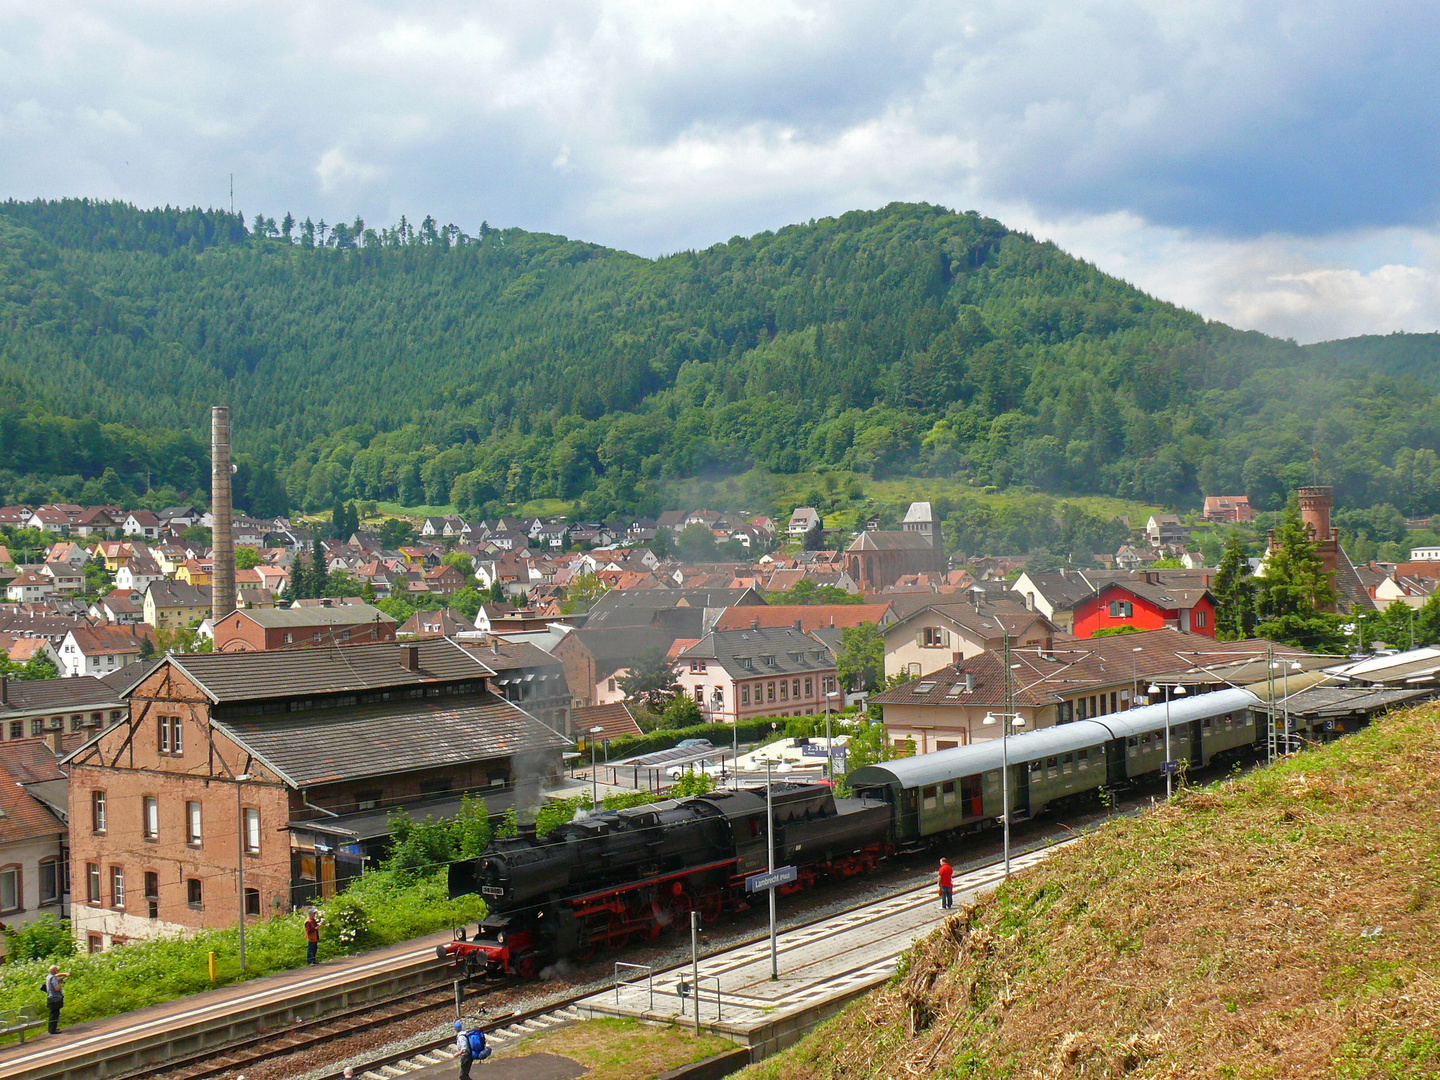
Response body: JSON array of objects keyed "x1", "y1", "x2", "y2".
[
  {"x1": 787, "y1": 507, "x2": 821, "y2": 537},
  {"x1": 7, "y1": 571, "x2": 55, "y2": 603},
  {"x1": 122, "y1": 511, "x2": 161, "y2": 540},
  {"x1": 57, "y1": 627, "x2": 145, "y2": 679}
]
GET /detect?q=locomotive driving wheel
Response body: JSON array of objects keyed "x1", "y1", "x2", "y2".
[
  {"x1": 605, "y1": 913, "x2": 631, "y2": 950},
  {"x1": 515, "y1": 952, "x2": 540, "y2": 979},
  {"x1": 698, "y1": 890, "x2": 723, "y2": 924}
]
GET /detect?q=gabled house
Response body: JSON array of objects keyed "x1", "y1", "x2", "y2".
[
  {"x1": 675, "y1": 625, "x2": 839, "y2": 724},
  {"x1": 398, "y1": 608, "x2": 479, "y2": 638},
  {"x1": 122, "y1": 511, "x2": 161, "y2": 540},
  {"x1": 57, "y1": 626, "x2": 148, "y2": 678},
  {"x1": 116, "y1": 556, "x2": 164, "y2": 594},
  {"x1": 883, "y1": 601, "x2": 1058, "y2": 680},
  {"x1": 41, "y1": 563, "x2": 85, "y2": 594},
  {"x1": 423, "y1": 564, "x2": 468, "y2": 596},
  {"x1": 46, "y1": 542, "x2": 91, "y2": 569},
  {"x1": 1203, "y1": 495, "x2": 1253, "y2": 524},
  {"x1": 1144, "y1": 514, "x2": 1189, "y2": 547},
  {"x1": 787, "y1": 507, "x2": 821, "y2": 537},
  {"x1": 143, "y1": 581, "x2": 212, "y2": 630},
  {"x1": 7, "y1": 571, "x2": 55, "y2": 603},
  {"x1": 92, "y1": 589, "x2": 145, "y2": 626},
  {"x1": 1072, "y1": 573, "x2": 1216, "y2": 638}
]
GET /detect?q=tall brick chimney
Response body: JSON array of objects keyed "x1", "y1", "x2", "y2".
[{"x1": 211, "y1": 406, "x2": 236, "y2": 621}]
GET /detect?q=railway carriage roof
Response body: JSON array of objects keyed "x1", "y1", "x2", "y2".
[{"x1": 849, "y1": 687, "x2": 1260, "y2": 790}]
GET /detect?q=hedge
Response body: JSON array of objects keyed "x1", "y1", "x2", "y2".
[{"x1": 603, "y1": 710, "x2": 860, "y2": 761}]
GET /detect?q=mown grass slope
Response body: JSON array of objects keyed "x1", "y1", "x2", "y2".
[{"x1": 748, "y1": 706, "x2": 1440, "y2": 1079}]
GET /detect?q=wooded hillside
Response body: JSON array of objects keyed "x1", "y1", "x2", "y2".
[{"x1": 1, "y1": 198, "x2": 1438, "y2": 521}]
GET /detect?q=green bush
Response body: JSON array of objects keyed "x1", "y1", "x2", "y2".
[{"x1": 2, "y1": 915, "x2": 75, "y2": 962}]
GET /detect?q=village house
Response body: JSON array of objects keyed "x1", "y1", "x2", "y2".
[
  {"x1": 787, "y1": 507, "x2": 822, "y2": 537},
  {"x1": 1203, "y1": 495, "x2": 1253, "y2": 523},
  {"x1": 64, "y1": 639, "x2": 570, "y2": 948},
  {"x1": 143, "y1": 581, "x2": 212, "y2": 631},
  {"x1": 57, "y1": 626, "x2": 149, "y2": 678},
  {"x1": 115, "y1": 555, "x2": 164, "y2": 593},
  {"x1": 0, "y1": 734, "x2": 80, "y2": 949},
  {"x1": 883, "y1": 600, "x2": 1058, "y2": 680},
  {"x1": 0, "y1": 674, "x2": 128, "y2": 743},
  {"x1": 7, "y1": 571, "x2": 55, "y2": 604},
  {"x1": 397, "y1": 609, "x2": 479, "y2": 637},
  {"x1": 40, "y1": 562, "x2": 84, "y2": 594},
  {"x1": 1071, "y1": 571, "x2": 1217, "y2": 638},
  {"x1": 92, "y1": 589, "x2": 145, "y2": 626},
  {"x1": 675, "y1": 624, "x2": 840, "y2": 724},
  {"x1": 122, "y1": 510, "x2": 162, "y2": 540},
  {"x1": 1144, "y1": 514, "x2": 1189, "y2": 548}
]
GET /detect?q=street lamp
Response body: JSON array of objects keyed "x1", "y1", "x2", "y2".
[
  {"x1": 1146, "y1": 683, "x2": 1187, "y2": 799},
  {"x1": 588, "y1": 725, "x2": 604, "y2": 806},
  {"x1": 235, "y1": 773, "x2": 251, "y2": 972},
  {"x1": 980, "y1": 711, "x2": 1026, "y2": 878},
  {"x1": 824, "y1": 690, "x2": 840, "y2": 783},
  {"x1": 1272, "y1": 660, "x2": 1303, "y2": 755}
]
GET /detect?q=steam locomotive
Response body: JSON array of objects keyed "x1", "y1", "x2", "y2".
[
  {"x1": 440, "y1": 687, "x2": 1269, "y2": 977},
  {"x1": 440, "y1": 782, "x2": 891, "y2": 977}
]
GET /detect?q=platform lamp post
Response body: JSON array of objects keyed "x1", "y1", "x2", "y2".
[
  {"x1": 1146, "y1": 683, "x2": 1187, "y2": 799},
  {"x1": 589, "y1": 725, "x2": 604, "y2": 807},
  {"x1": 824, "y1": 688, "x2": 840, "y2": 783},
  {"x1": 765, "y1": 757, "x2": 777, "y2": 978},
  {"x1": 235, "y1": 773, "x2": 251, "y2": 972},
  {"x1": 1273, "y1": 659, "x2": 1303, "y2": 755},
  {"x1": 980, "y1": 712, "x2": 1025, "y2": 878}
]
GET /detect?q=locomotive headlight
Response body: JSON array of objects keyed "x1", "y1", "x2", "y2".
[{"x1": 496, "y1": 931, "x2": 506, "y2": 945}]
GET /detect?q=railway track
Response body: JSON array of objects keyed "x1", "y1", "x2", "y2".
[{"x1": 115, "y1": 982, "x2": 475, "y2": 1080}]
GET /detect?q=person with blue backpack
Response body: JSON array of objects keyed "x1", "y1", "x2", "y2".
[{"x1": 454, "y1": 1020, "x2": 491, "y2": 1078}]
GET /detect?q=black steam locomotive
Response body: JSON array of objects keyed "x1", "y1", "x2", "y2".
[{"x1": 440, "y1": 782, "x2": 892, "y2": 977}]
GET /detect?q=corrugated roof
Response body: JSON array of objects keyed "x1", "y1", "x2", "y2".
[
  {"x1": 216, "y1": 691, "x2": 570, "y2": 786},
  {"x1": 166, "y1": 638, "x2": 495, "y2": 703},
  {"x1": 236, "y1": 604, "x2": 395, "y2": 628}
]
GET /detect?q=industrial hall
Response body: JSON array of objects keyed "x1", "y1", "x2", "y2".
[{"x1": 64, "y1": 638, "x2": 569, "y2": 950}]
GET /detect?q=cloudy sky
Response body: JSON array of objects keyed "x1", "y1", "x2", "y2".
[{"x1": 3, "y1": 0, "x2": 1439, "y2": 344}]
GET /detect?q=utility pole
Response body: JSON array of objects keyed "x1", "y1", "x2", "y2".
[{"x1": 766, "y1": 758, "x2": 777, "y2": 980}]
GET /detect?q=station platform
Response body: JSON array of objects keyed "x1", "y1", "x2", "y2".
[
  {"x1": 0, "y1": 927, "x2": 454, "y2": 1080},
  {"x1": 575, "y1": 843, "x2": 1068, "y2": 1060}
]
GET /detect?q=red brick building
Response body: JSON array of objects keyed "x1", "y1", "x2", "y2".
[
  {"x1": 1072, "y1": 575, "x2": 1217, "y2": 639},
  {"x1": 64, "y1": 639, "x2": 568, "y2": 950},
  {"x1": 212, "y1": 602, "x2": 396, "y2": 652}
]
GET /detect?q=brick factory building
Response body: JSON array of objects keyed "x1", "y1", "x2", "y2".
[{"x1": 65, "y1": 639, "x2": 568, "y2": 950}]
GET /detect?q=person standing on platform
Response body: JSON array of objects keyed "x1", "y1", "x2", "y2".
[
  {"x1": 304, "y1": 909, "x2": 321, "y2": 964},
  {"x1": 455, "y1": 1020, "x2": 474, "y2": 1079},
  {"x1": 938, "y1": 857, "x2": 953, "y2": 909},
  {"x1": 44, "y1": 964, "x2": 69, "y2": 1034}
]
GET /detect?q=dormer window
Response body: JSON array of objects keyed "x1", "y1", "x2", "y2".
[{"x1": 760, "y1": 654, "x2": 775, "y2": 666}]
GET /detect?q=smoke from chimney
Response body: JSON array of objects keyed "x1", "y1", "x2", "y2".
[{"x1": 211, "y1": 406, "x2": 236, "y2": 621}]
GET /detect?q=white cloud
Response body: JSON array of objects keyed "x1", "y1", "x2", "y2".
[{"x1": 3, "y1": 1, "x2": 1440, "y2": 341}]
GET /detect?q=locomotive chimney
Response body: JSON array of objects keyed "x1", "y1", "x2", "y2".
[{"x1": 211, "y1": 406, "x2": 236, "y2": 622}]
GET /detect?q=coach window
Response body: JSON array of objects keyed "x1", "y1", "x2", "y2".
[
  {"x1": 922, "y1": 785, "x2": 937, "y2": 811},
  {"x1": 1046, "y1": 756, "x2": 1058, "y2": 777},
  {"x1": 941, "y1": 781, "x2": 956, "y2": 806},
  {"x1": 1030, "y1": 760, "x2": 1043, "y2": 776},
  {"x1": 1062, "y1": 753, "x2": 1073, "y2": 774}
]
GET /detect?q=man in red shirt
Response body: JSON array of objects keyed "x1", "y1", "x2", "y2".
[
  {"x1": 304, "y1": 909, "x2": 321, "y2": 964},
  {"x1": 938, "y1": 858, "x2": 953, "y2": 909}
]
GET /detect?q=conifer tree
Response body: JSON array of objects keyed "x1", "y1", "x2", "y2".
[
  {"x1": 1254, "y1": 496, "x2": 1344, "y2": 650},
  {"x1": 1212, "y1": 533, "x2": 1255, "y2": 640}
]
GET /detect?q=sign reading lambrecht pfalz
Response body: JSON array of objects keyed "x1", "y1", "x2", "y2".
[{"x1": 746, "y1": 865, "x2": 798, "y2": 892}]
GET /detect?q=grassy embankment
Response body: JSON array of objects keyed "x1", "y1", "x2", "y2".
[{"x1": 745, "y1": 705, "x2": 1440, "y2": 1079}]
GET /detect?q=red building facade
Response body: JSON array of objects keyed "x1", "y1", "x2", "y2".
[{"x1": 1072, "y1": 582, "x2": 1217, "y2": 639}]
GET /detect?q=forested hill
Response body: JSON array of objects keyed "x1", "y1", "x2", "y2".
[{"x1": 1, "y1": 197, "x2": 1438, "y2": 523}]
